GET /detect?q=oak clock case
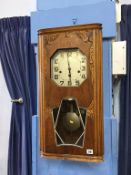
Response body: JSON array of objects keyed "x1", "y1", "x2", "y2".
[{"x1": 38, "y1": 24, "x2": 104, "y2": 162}]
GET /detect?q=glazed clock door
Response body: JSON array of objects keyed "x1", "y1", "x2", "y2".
[
  {"x1": 38, "y1": 24, "x2": 104, "y2": 162},
  {"x1": 51, "y1": 48, "x2": 87, "y2": 87}
]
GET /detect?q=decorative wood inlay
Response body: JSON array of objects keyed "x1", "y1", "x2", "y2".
[
  {"x1": 76, "y1": 30, "x2": 93, "y2": 45},
  {"x1": 76, "y1": 30, "x2": 94, "y2": 83},
  {"x1": 44, "y1": 33, "x2": 59, "y2": 45},
  {"x1": 65, "y1": 32, "x2": 71, "y2": 38},
  {"x1": 87, "y1": 100, "x2": 94, "y2": 119}
]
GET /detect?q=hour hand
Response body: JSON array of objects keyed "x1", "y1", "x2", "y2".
[{"x1": 67, "y1": 54, "x2": 72, "y2": 82}]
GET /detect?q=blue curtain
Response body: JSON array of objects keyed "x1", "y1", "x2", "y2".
[
  {"x1": 119, "y1": 5, "x2": 131, "y2": 175},
  {"x1": 0, "y1": 17, "x2": 36, "y2": 175}
]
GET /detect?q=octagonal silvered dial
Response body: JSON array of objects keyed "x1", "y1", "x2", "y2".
[{"x1": 51, "y1": 48, "x2": 87, "y2": 87}]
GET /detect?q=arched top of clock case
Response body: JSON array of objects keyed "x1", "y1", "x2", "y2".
[{"x1": 38, "y1": 23, "x2": 102, "y2": 35}]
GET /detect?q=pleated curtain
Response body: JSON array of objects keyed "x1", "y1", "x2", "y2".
[
  {"x1": 119, "y1": 5, "x2": 131, "y2": 175},
  {"x1": 0, "y1": 17, "x2": 36, "y2": 175}
]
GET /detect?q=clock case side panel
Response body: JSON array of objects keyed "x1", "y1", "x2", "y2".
[
  {"x1": 94, "y1": 28, "x2": 104, "y2": 158},
  {"x1": 38, "y1": 34, "x2": 46, "y2": 155},
  {"x1": 38, "y1": 24, "x2": 104, "y2": 162},
  {"x1": 99, "y1": 29, "x2": 104, "y2": 157}
]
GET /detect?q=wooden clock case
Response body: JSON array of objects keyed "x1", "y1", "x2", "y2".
[{"x1": 38, "y1": 24, "x2": 104, "y2": 162}]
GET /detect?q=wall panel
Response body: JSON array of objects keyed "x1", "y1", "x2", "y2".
[
  {"x1": 37, "y1": 0, "x2": 112, "y2": 10},
  {"x1": 31, "y1": 1, "x2": 116, "y2": 43}
]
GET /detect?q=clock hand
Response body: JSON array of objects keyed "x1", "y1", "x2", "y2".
[{"x1": 67, "y1": 54, "x2": 72, "y2": 83}]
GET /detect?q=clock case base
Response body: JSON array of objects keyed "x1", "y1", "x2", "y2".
[{"x1": 41, "y1": 152, "x2": 104, "y2": 163}]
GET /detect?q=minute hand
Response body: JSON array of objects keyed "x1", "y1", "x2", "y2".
[{"x1": 67, "y1": 56, "x2": 72, "y2": 82}]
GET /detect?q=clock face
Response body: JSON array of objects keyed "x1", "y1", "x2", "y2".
[{"x1": 51, "y1": 48, "x2": 87, "y2": 87}]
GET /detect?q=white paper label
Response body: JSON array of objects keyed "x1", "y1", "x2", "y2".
[{"x1": 86, "y1": 149, "x2": 93, "y2": 155}]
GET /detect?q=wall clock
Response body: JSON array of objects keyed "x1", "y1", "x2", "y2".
[{"x1": 38, "y1": 24, "x2": 104, "y2": 162}]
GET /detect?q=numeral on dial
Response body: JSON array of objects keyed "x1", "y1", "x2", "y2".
[
  {"x1": 82, "y1": 74, "x2": 86, "y2": 79},
  {"x1": 75, "y1": 80, "x2": 80, "y2": 86},
  {"x1": 60, "y1": 81, "x2": 64, "y2": 85},
  {"x1": 68, "y1": 81, "x2": 72, "y2": 86},
  {"x1": 82, "y1": 66, "x2": 85, "y2": 71},
  {"x1": 82, "y1": 57, "x2": 86, "y2": 63},
  {"x1": 54, "y1": 75, "x2": 58, "y2": 79},
  {"x1": 54, "y1": 67, "x2": 58, "y2": 72},
  {"x1": 54, "y1": 59, "x2": 58, "y2": 64},
  {"x1": 67, "y1": 52, "x2": 72, "y2": 57}
]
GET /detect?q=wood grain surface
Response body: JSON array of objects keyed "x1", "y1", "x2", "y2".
[{"x1": 38, "y1": 24, "x2": 104, "y2": 162}]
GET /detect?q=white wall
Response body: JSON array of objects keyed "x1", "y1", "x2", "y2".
[
  {"x1": 0, "y1": 0, "x2": 36, "y2": 18},
  {"x1": 120, "y1": 0, "x2": 131, "y2": 4}
]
